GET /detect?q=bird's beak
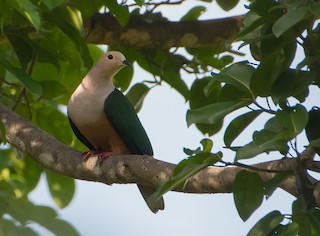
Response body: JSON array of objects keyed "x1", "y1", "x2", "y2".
[{"x1": 122, "y1": 60, "x2": 131, "y2": 67}]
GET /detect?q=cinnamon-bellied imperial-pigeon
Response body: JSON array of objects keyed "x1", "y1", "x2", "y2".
[{"x1": 67, "y1": 51, "x2": 164, "y2": 213}]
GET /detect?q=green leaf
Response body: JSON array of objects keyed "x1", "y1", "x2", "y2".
[
  {"x1": 162, "y1": 70, "x2": 189, "y2": 101},
  {"x1": 224, "y1": 110, "x2": 262, "y2": 147},
  {"x1": 200, "y1": 138, "x2": 213, "y2": 153},
  {"x1": 134, "y1": 0, "x2": 144, "y2": 6},
  {"x1": 126, "y1": 83, "x2": 150, "y2": 113},
  {"x1": 271, "y1": 70, "x2": 314, "y2": 104},
  {"x1": 40, "y1": 23, "x2": 83, "y2": 70},
  {"x1": 216, "y1": 0, "x2": 239, "y2": 11},
  {"x1": 253, "y1": 129, "x2": 295, "y2": 146},
  {"x1": 106, "y1": 0, "x2": 130, "y2": 26},
  {"x1": 23, "y1": 157, "x2": 42, "y2": 192},
  {"x1": 187, "y1": 100, "x2": 249, "y2": 127},
  {"x1": 8, "y1": 0, "x2": 41, "y2": 31},
  {"x1": 46, "y1": 171, "x2": 75, "y2": 208},
  {"x1": 247, "y1": 211, "x2": 284, "y2": 236},
  {"x1": 235, "y1": 140, "x2": 289, "y2": 161},
  {"x1": 42, "y1": 0, "x2": 64, "y2": 10},
  {"x1": 272, "y1": 7, "x2": 308, "y2": 38},
  {"x1": 212, "y1": 62, "x2": 255, "y2": 95},
  {"x1": 44, "y1": 218, "x2": 80, "y2": 236},
  {"x1": 6, "y1": 32, "x2": 33, "y2": 69},
  {"x1": 269, "y1": 223, "x2": 300, "y2": 236},
  {"x1": 190, "y1": 78, "x2": 223, "y2": 136},
  {"x1": 151, "y1": 153, "x2": 221, "y2": 201},
  {"x1": 0, "y1": 56, "x2": 42, "y2": 94},
  {"x1": 275, "y1": 105, "x2": 308, "y2": 134},
  {"x1": 45, "y1": 6, "x2": 93, "y2": 68},
  {"x1": 35, "y1": 104, "x2": 73, "y2": 144},
  {"x1": 264, "y1": 172, "x2": 291, "y2": 199},
  {"x1": 233, "y1": 170, "x2": 264, "y2": 221},
  {"x1": 40, "y1": 81, "x2": 68, "y2": 100},
  {"x1": 180, "y1": 6, "x2": 206, "y2": 21},
  {"x1": 251, "y1": 51, "x2": 285, "y2": 97},
  {"x1": 113, "y1": 63, "x2": 134, "y2": 92}
]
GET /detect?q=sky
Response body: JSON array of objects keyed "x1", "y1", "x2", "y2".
[{"x1": 29, "y1": 1, "x2": 319, "y2": 235}]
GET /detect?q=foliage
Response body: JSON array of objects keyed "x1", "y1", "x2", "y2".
[{"x1": 0, "y1": 0, "x2": 320, "y2": 235}]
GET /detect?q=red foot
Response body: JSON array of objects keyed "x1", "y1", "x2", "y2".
[
  {"x1": 82, "y1": 150, "x2": 98, "y2": 161},
  {"x1": 97, "y1": 152, "x2": 114, "y2": 165},
  {"x1": 82, "y1": 151, "x2": 114, "y2": 165}
]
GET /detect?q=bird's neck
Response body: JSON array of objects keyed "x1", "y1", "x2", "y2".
[{"x1": 81, "y1": 66, "x2": 115, "y2": 92}]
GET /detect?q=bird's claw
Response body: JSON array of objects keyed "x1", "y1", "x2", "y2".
[
  {"x1": 82, "y1": 150, "x2": 97, "y2": 162},
  {"x1": 82, "y1": 151, "x2": 114, "y2": 165},
  {"x1": 96, "y1": 152, "x2": 114, "y2": 165}
]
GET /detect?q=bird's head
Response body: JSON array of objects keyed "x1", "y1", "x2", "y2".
[{"x1": 96, "y1": 51, "x2": 131, "y2": 77}]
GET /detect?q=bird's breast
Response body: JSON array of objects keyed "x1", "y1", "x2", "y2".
[{"x1": 68, "y1": 87, "x2": 130, "y2": 154}]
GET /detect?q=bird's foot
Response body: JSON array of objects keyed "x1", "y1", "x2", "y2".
[
  {"x1": 96, "y1": 152, "x2": 114, "y2": 165},
  {"x1": 82, "y1": 150, "x2": 98, "y2": 162}
]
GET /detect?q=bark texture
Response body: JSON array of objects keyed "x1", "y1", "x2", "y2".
[{"x1": 84, "y1": 13, "x2": 243, "y2": 49}]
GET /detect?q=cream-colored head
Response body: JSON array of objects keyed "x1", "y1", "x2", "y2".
[{"x1": 94, "y1": 51, "x2": 131, "y2": 78}]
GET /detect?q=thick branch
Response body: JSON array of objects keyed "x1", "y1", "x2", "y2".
[
  {"x1": 0, "y1": 103, "x2": 319, "y2": 205},
  {"x1": 84, "y1": 13, "x2": 243, "y2": 49}
]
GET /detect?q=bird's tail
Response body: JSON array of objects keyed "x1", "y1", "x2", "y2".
[{"x1": 137, "y1": 185, "x2": 164, "y2": 214}]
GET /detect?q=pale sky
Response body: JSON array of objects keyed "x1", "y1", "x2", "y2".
[{"x1": 29, "y1": 1, "x2": 319, "y2": 235}]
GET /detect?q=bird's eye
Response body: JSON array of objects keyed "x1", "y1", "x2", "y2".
[{"x1": 107, "y1": 54, "x2": 113, "y2": 60}]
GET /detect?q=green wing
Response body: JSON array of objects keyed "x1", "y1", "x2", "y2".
[{"x1": 104, "y1": 88, "x2": 153, "y2": 156}]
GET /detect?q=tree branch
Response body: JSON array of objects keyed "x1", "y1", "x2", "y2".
[
  {"x1": 0, "y1": 103, "x2": 319, "y2": 205},
  {"x1": 84, "y1": 13, "x2": 243, "y2": 49}
]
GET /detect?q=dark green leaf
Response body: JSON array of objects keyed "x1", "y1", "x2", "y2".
[
  {"x1": 251, "y1": 51, "x2": 285, "y2": 97},
  {"x1": 44, "y1": 218, "x2": 80, "y2": 236},
  {"x1": 253, "y1": 129, "x2": 295, "y2": 146},
  {"x1": 264, "y1": 172, "x2": 291, "y2": 198},
  {"x1": 151, "y1": 153, "x2": 220, "y2": 201},
  {"x1": 35, "y1": 104, "x2": 73, "y2": 145},
  {"x1": 46, "y1": 171, "x2": 75, "y2": 208},
  {"x1": 187, "y1": 100, "x2": 249, "y2": 127},
  {"x1": 40, "y1": 23, "x2": 83, "y2": 70},
  {"x1": 134, "y1": 0, "x2": 144, "y2": 6},
  {"x1": 6, "y1": 32, "x2": 33, "y2": 69},
  {"x1": 212, "y1": 62, "x2": 255, "y2": 95},
  {"x1": 275, "y1": 105, "x2": 308, "y2": 134},
  {"x1": 23, "y1": 157, "x2": 42, "y2": 192},
  {"x1": 233, "y1": 170, "x2": 264, "y2": 221},
  {"x1": 272, "y1": 70, "x2": 314, "y2": 104},
  {"x1": 106, "y1": 0, "x2": 130, "y2": 26},
  {"x1": 224, "y1": 110, "x2": 262, "y2": 147},
  {"x1": 40, "y1": 81, "x2": 68, "y2": 100},
  {"x1": 45, "y1": 6, "x2": 93, "y2": 68},
  {"x1": 0, "y1": 56, "x2": 42, "y2": 94},
  {"x1": 126, "y1": 83, "x2": 150, "y2": 112},
  {"x1": 216, "y1": 0, "x2": 239, "y2": 11},
  {"x1": 162, "y1": 70, "x2": 189, "y2": 101},
  {"x1": 114, "y1": 63, "x2": 134, "y2": 92},
  {"x1": 7, "y1": 0, "x2": 41, "y2": 31},
  {"x1": 180, "y1": 6, "x2": 206, "y2": 21},
  {"x1": 190, "y1": 78, "x2": 223, "y2": 135},
  {"x1": 236, "y1": 140, "x2": 289, "y2": 161},
  {"x1": 247, "y1": 211, "x2": 284, "y2": 236},
  {"x1": 219, "y1": 84, "x2": 252, "y2": 102},
  {"x1": 269, "y1": 223, "x2": 299, "y2": 236},
  {"x1": 272, "y1": 7, "x2": 308, "y2": 38},
  {"x1": 42, "y1": 0, "x2": 64, "y2": 10}
]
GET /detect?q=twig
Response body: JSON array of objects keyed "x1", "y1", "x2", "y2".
[{"x1": 219, "y1": 159, "x2": 294, "y2": 174}]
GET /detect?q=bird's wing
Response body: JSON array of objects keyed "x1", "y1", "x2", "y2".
[
  {"x1": 68, "y1": 118, "x2": 95, "y2": 150},
  {"x1": 104, "y1": 88, "x2": 153, "y2": 156}
]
